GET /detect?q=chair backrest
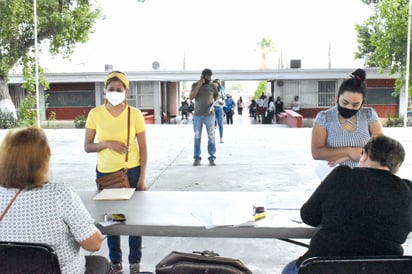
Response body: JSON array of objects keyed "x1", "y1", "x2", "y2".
[
  {"x1": 0, "y1": 241, "x2": 61, "y2": 274},
  {"x1": 298, "y1": 255, "x2": 412, "y2": 274}
]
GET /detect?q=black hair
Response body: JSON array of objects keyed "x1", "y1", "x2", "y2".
[
  {"x1": 337, "y1": 68, "x2": 368, "y2": 101},
  {"x1": 201, "y1": 68, "x2": 213, "y2": 77}
]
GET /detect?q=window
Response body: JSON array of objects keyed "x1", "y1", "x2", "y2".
[{"x1": 318, "y1": 80, "x2": 336, "y2": 107}]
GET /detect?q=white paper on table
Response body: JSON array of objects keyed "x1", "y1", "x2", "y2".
[
  {"x1": 191, "y1": 211, "x2": 215, "y2": 229},
  {"x1": 99, "y1": 220, "x2": 119, "y2": 227},
  {"x1": 265, "y1": 193, "x2": 306, "y2": 210},
  {"x1": 315, "y1": 160, "x2": 338, "y2": 181},
  {"x1": 211, "y1": 206, "x2": 254, "y2": 226}
]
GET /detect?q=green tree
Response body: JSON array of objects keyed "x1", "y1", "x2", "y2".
[
  {"x1": 257, "y1": 37, "x2": 275, "y2": 69},
  {"x1": 0, "y1": 0, "x2": 102, "y2": 118},
  {"x1": 253, "y1": 81, "x2": 267, "y2": 100},
  {"x1": 355, "y1": 0, "x2": 409, "y2": 96}
]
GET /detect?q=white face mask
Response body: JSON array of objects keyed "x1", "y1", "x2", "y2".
[{"x1": 105, "y1": 91, "x2": 126, "y2": 106}]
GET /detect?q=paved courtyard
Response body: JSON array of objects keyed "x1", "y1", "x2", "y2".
[{"x1": 4, "y1": 115, "x2": 412, "y2": 273}]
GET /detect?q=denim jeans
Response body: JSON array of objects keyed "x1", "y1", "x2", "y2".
[
  {"x1": 96, "y1": 166, "x2": 142, "y2": 264},
  {"x1": 214, "y1": 106, "x2": 224, "y2": 139},
  {"x1": 281, "y1": 259, "x2": 298, "y2": 274},
  {"x1": 193, "y1": 115, "x2": 216, "y2": 161}
]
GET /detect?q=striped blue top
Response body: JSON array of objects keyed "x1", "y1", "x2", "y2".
[{"x1": 314, "y1": 106, "x2": 378, "y2": 167}]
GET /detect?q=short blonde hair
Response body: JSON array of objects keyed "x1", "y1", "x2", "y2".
[{"x1": 0, "y1": 127, "x2": 50, "y2": 189}]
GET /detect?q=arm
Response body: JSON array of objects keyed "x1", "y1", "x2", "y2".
[
  {"x1": 79, "y1": 230, "x2": 103, "y2": 251},
  {"x1": 369, "y1": 119, "x2": 383, "y2": 136},
  {"x1": 311, "y1": 123, "x2": 362, "y2": 166},
  {"x1": 136, "y1": 131, "x2": 148, "y2": 190},
  {"x1": 301, "y1": 166, "x2": 344, "y2": 226},
  {"x1": 189, "y1": 79, "x2": 204, "y2": 100},
  {"x1": 84, "y1": 127, "x2": 129, "y2": 155}
]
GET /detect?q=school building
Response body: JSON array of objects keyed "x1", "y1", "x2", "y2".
[{"x1": 7, "y1": 68, "x2": 401, "y2": 124}]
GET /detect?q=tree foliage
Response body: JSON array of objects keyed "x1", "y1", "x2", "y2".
[
  {"x1": 355, "y1": 0, "x2": 409, "y2": 96},
  {"x1": 253, "y1": 81, "x2": 267, "y2": 100},
  {"x1": 257, "y1": 37, "x2": 275, "y2": 69},
  {"x1": 0, "y1": 0, "x2": 102, "y2": 82}
]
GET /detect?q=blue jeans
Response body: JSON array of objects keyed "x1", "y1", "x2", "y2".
[
  {"x1": 193, "y1": 115, "x2": 216, "y2": 161},
  {"x1": 214, "y1": 106, "x2": 224, "y2": 139},
  {"x1": 96, "y1": 166, "x2": 142, "y2": 264},
  {"x1": 281, "y1": 259, "x2": 298, "y2": 274}
]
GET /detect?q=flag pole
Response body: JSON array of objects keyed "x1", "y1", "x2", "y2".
[
  {"x1": 404, "y1": 0, "x2": 411, "y2": 127},
  {"x1": 34, "y1": 0, "x2": 41, "y2": 127}
]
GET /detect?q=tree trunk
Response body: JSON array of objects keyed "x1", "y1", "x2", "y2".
[{"x1": 0, "y1": 79, "x2": 17, "y2": 118}]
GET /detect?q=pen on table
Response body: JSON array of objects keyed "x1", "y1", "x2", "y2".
[{"x1": 104, "y1": 213, "x2": 108, "y2": 222}]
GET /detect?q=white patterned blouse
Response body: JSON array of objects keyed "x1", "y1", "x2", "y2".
[{"x1": 0, "y1": 182, "x2": 98, "y2": 274}]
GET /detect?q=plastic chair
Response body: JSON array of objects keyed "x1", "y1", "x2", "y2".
[
  {"x1": 298, "y1": 255, "x2": 412, "y2": 274},
  {"x1": 0, "y1": 241, "x2": 61, "y2": 274}
]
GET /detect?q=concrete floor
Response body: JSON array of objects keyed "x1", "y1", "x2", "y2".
[{"x1": 23, "y1": 114, "x2": 412, "y2": 273}]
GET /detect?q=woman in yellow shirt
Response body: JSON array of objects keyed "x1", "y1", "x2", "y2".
[{"x1": 84, "y1": 71, "x2": 147, "y2": 274}]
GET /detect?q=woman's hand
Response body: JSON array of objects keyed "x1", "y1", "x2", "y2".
[
  {"x1": 105, "y1": 141, "x2": 129, "y2": 154},
  {"x1": 136, "y1": 180, "x2": 147, "y2": 191},
  {"x1": 348, "y1": 147, "x2": 363, "y2": 162},
  {"x1": 327, "y1": 147, "x2": 362, "y2": 166}
]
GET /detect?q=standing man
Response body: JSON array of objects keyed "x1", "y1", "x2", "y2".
[
  {"x1": 275, "y1": 96, "x2": 284, "y2": 123},
  {"x1": 190, "y1": 68, "x2": 219, "y2": 166}
]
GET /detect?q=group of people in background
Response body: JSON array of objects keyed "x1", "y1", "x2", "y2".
[
  {"x1": 250, "y1": 93, "x2": 288, "y2": 124},
  {"x1": 1, "y1": 68, "x2": 411, "y2": 274},
  {"x1": 182, "y1": 82, "x2": 301, "y2": 127}
]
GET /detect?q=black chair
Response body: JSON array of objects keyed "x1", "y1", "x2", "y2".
[
  {"x1": 298, "y1": 255, "x2": 412, "y2": 274},
  {"x1": 0, "y1": 241, "x2": 61, "y2": 274}
]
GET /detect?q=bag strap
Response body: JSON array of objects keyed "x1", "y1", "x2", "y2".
[
  {"x1": 0, "y1": 188, "x2": 23, "y2": 222},
  {"x1": 125, "y1": 106, "x2": 130, "y2": 163}
]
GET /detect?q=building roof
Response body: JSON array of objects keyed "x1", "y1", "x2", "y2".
[{"x1": 8, "y1": 68, "x2": 399, "y2": 84}]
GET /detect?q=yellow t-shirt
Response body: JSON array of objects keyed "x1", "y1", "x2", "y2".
[{"x1": 86, "y1": 104, "x2": 146, "y2": 173}]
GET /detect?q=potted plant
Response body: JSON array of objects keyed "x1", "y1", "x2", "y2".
[{"x1": 74, "y1": 114, "x2": 86, "y2": 128}]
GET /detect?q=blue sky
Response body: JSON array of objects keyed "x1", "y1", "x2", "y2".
[{"x1": 39, "y1": 0, "x2": 372, "y2": 72}]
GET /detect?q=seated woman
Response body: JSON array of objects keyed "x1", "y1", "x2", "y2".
[
  {"x1": 0, "y1": 127, "x2": 109, "y2": 274},
  {"x1": 282, "y1": 134, "x2": 412, "y2": 274}
]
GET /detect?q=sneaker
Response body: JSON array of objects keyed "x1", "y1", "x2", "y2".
[
  {"x1": 193, "y1": 159, "x2": 201, "y2": 166},
  {"x1": 209, "y1": 160, "x2": 216, "y2": 166},
  {"x1": 109, "y1": 263, "x2": 123, "y2": 274},
  {"x1": 129, "y1": 263, "x2": 140, "y2": 274},
  {"x1": 220, "y1": 139, "x2": 224, "y2": 143}
]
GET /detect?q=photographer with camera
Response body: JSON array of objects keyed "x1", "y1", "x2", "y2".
[{"x1": 189, "y1": 68, "x2": 219, "y2": 166}]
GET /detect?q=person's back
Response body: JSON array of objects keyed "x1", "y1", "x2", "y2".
[
  {"x1": 0, "y1": 127, "x2": 108, "y2": 274},
  {"x1": 299, "y1": 165, "x2": 412, "y2": 262},
  {"x1": 282, "y1": 135, "x2": 412, "y2": 274},
  {"x1": 0, "y1": 182, "x2": 99, "y2": 273}
]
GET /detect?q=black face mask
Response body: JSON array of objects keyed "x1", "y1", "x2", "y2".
[{"x1": 337, "y1": 104, "x2": 359, "y2": 119}]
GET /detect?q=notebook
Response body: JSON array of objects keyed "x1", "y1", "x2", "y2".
[{"x1": 93, "y1": 188, "x2": 135, "y2": 200}]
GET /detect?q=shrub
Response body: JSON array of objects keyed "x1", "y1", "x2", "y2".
[
  {"x1": 18, "y1": 90, "x2": 37, "y2": 127},
  {"x1": 74, "y1": 114, "x2": 86, "y2": 128},
  {"x1": 46, "y1": 111, "x2": 57, "y2": 128},
  {"x1": 0, "y1": 111, "x2": 18, "y2": 129},
  {"x1": 385, "y1": 115, "x2": 404, "y2": 127}
]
